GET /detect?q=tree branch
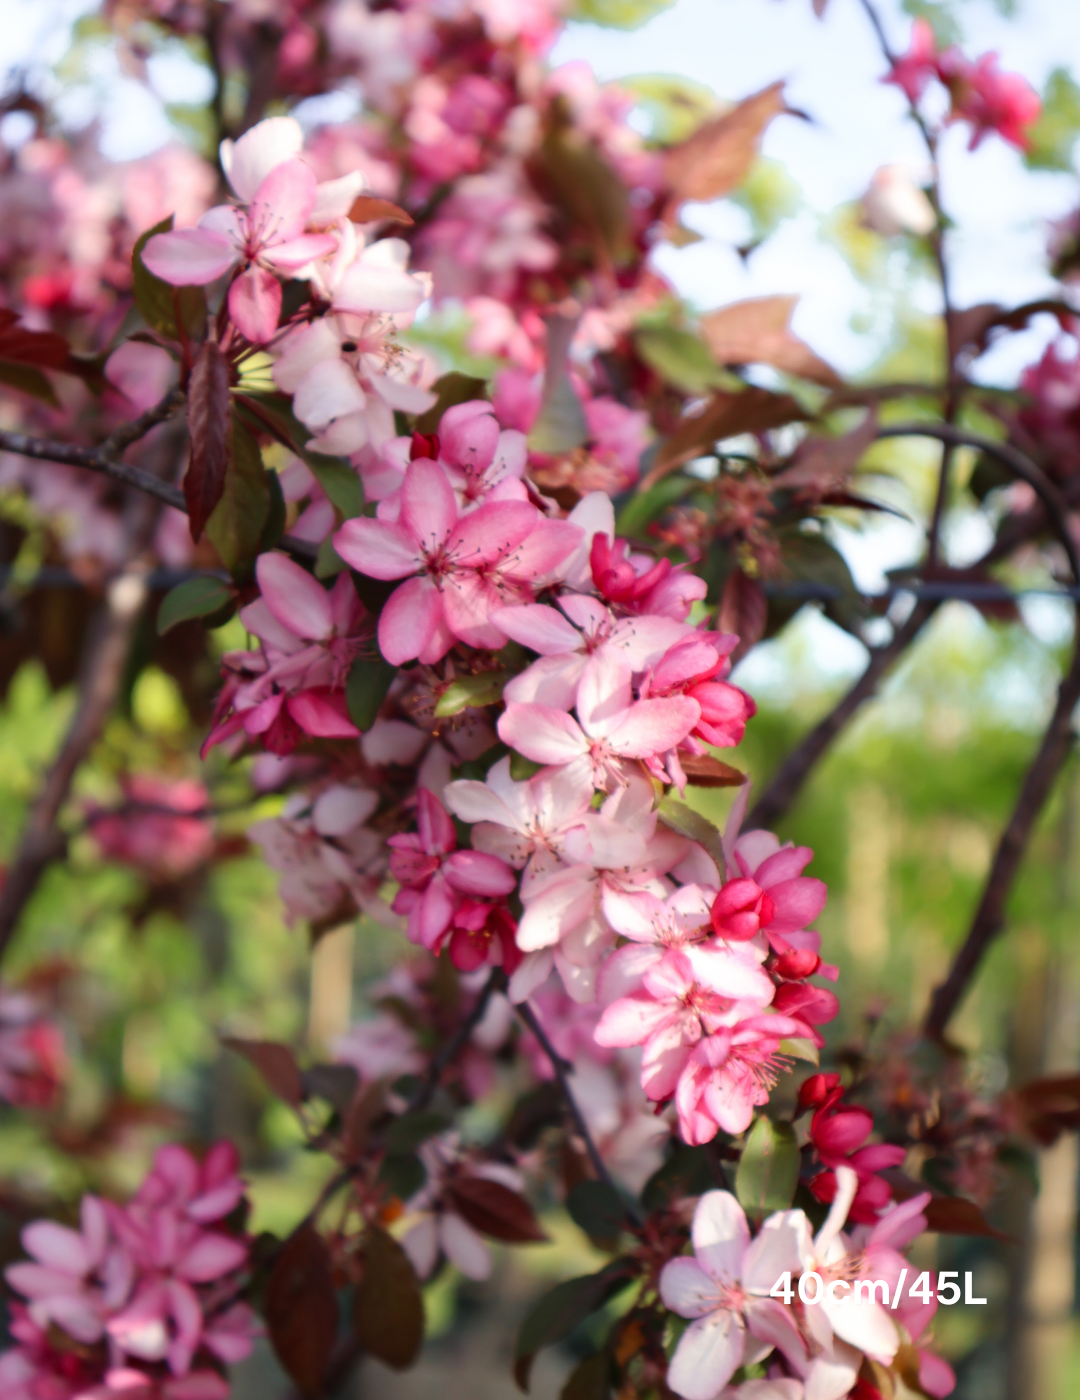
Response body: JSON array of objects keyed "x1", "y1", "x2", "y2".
[
  {"x1": 516, "y1": 998, "x2": 642, "y2": 1224},
  {"x1": 0, "y1": 428, "x2": 187, "y2": 512},
  {"x1": 923, "y1": 647, "x2": 1080, "y2": 1038},
  {"x1": 0, "y1": 567, "x2": 150, "y2": 962},
  {"x1": 0, "y1": 416, "x2": 318, "y2": 561},
  {"x1": 746, "y1": 599, "x2": 936, "y2": 832},
  {"x1": 748, "y1": 424, "x2": 1080, "y2": 832}
]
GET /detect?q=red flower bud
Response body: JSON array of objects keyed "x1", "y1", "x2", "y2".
[
  {"x1": 410, "y1": 431, "x2": 440, "y2": 461},
  {"x1": 773, "y1": 948, "x2": 820, "y2": 980},
  {"x1": 797, "y1": 1071, "x2": 841, "y2": 1112}
]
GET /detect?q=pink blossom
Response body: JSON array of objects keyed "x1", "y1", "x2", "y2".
[
  {"x1": 141, "y1": 118, "x2": 341, "y2": 341},
  {"x1": 333, "y1": 457, "x2": 580, "y2": 665},
  {"x1": 883, "y1": 19, "x2": 940, "y2": 104},
  {"x1": 594, "y1": 948, "x2": 776, "y2": 1103},
  {"x1": 1, "y1": 1145, "x2": 255, "y2": 1397},
  {"x1": 249, "y1": 784, "x2": 390, "y2": 926},
  {"x1": 658, "y1": 1191, "x2": 808, "y2": 1400},
  {"x1": 674, "y1": 1006, "x2": 805, "y2": 1142},
  {"x1": 943, "y1": 50, "x2": 1041, "y2": 150},
  {"x1": 444, "y1": 754, "x2": 594, "y2": 893},
  {"x1": 241, "y1": 554, "x2": 373, "y2": 693},
  {"x1": 498, "y1": 651, "x2": 699, "y2": 790},
  {"x1": 0, "y1": 986, "x2": 65, "y2": 1108},
  {"x1": 495, "y1": 593, "x2": 688, "y2": 710},
  {"x1": 388, "y1": 788, "x2": 517, "y2": 948},
  {"x1": 89, "y1": 776, "x2": 214, "y2": 881},
  {"x1": 713, "y1": 831, "x2": 828, "y2": 954}
]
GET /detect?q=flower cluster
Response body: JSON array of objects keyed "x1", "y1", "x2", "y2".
[
  {"x1": 660, "y1": 1175, "x2": 954, "y2": 1400},
  {"x1": 0, "y1": 1143, "x2": 257, "y2": 1399},
  {"x1": 885, "y1": 19, "x2": 1041, "y2": 149}
]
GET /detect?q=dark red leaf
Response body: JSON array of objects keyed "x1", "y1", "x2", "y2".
[
  {"x1": 446, "y1": 1177, "x2": 548, "y2": 1244},
  {"x1": 265, "y1": 1229, "x2": 338, "y2": 1398},
  {"x1": 0, "y1": 322, "x2": 73, "y2": 370},
  {"x1": 679, "y1": 753, "x2": 746, "y2": 788},
  {"x1": 922, "y1": 1195, "x2": 1007, "y2": 1240},
  {"x1": 771, "y1": 411, "x2": 878, "y2": 498},
  {"x1": 185, "y1": 340, "x2": 232, "y2": 541},
  {"x1": 718, "y1": 567, "x2": 767, "y2": 663},
  {"x1": 354, "y1": 1225, "x2": 424, "y2": 1369},
  {"x1": 347, "y1": 195, "x2": 414, "y2": 226},
  {"x1": 643, "y1": 386, "x2": 809, "y2": 488},
  {"x1": 221, "y1": 1037, "x2": 303, "y2": 1108}
]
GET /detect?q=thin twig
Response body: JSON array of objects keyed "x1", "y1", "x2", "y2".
[
  {"x1": 404, "y1": 966, "x2": 507, "y2": 1115},
  {"x1": 0, "y1": 423, "x2": 318, "y2": 561},
  {"x1": 516, "y1": 998, "x2": 643, "y2": 1223},
  {"x1": 0, "y1": 428, "x2": 187, "y2": 512},
  {"x1": 748, "y1": 424, "x2": 1080, "y2": 832}
]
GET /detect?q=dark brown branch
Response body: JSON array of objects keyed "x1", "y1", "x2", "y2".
[
  {"x1": 0, "y1": 421, "x2": 318, "y2": 561},
  {"x1": 923, "y1": 648, "x2": 1080, "y2": 1038},
  {"x1": 0, "y1": 429, "x2": 187, "y2": 512},
  {"x1": 749, "y1": 424, "x2": 1080, "y2": 832},
  {"x1": 516, "y1": 998, "x2": 642, "y2": 1223},
  {"x1": 746, "y1": 599, "x2": 936, "y2": 832},
  {"x1": 405, "y1": 966, "x2": 507, "y2": 1115}
]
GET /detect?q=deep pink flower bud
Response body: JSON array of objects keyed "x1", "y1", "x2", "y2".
[
  {"x1": 589, "y1": 533, "x2": 671, "y2": 605},
  {"x1": 411, "y1": 430, "x2": 439, "y2": 461},
  {"x1": 710, "y1": 878, "x2": 775, "y2": 941},
  {"x1": 774, "y1": 947, "x2": 820, "y2": 979},
  {"x1": 812, "y1": 1106, "x2": 873, "y2": 1157},
  {"x1": 797, "y1": 1071, "x2": 841, "y2": 1113}
]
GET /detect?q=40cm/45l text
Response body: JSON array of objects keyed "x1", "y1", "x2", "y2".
[{"x1": 770, "y1": 1271, "x2": 987, "y2": 1309}]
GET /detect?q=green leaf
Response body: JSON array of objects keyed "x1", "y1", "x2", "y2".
[
  {"x1": 634, "y1": 326, "x2": 725, "y2": 395},
  {"x1": 355, "y1": 1226, "x2": 425, "y2": 1369},
  {"x1": 641, "y1": 1143, "x2": 716, "y2": 1211},
  {"x1": 156, "y1": 576, "x2": 234, "y2": 635},
  {"x1": 0, "y1": 361, "x2": 59, "y2": 406},
  {"x1": 657, "y1": 796, "x2": 725, "y2": 872},
  {"x1": 205, "y1": 417, "x2": 271, "y2": 579},
  {"x1": 514, "y1": 1260, "x2": 636, "y2": 1391},
  {"x1": 615, "y1": 472, "x2": 696, "y2": 540},
  {"x1": 567, "y1": 1180, "x2": 626, "y2": 1249},
  {"x1": 377, "y1": 1152, "x2": 427, "y2": 1200},
  {"x1": 132, "y1": 216, "x2": 206, "y2": 342},
  {"x1": 1025, "y1": 68, "x2": 1080, "y2": 172},
  {"x1": 414, "y1": 371, "x2": 489, "y2": 433},
  {"x1": 433, "y1": 672, "x2": 507, "y2": 717},
  {"x1": 509, "y1": 753, "x2": 545, "y2": 781},
  {"x1": 259, "y1": 467, "x2": 287, "y2": 553},
  {"x1": 734, "y1": 1116, "x2": 800, "y2": 1226},
  {"x1": 780, "y1": 1038, "x2": 820, "y2": 1065},
  {"x1": 383, "y1": 1108, "x2": 452, "y2": 1154},
  {"x1": 315, "y1": 537, "x2": 347, "y2": 579},
  {"x1": 570, "y1": 0, "x2": 675, "y2": 29},
  {"x1": 346, "y1": 654, "x2": 397, "y2": 731},
  {"x1": 307, "y1": 455, "x2": 365, "y2": 519}
]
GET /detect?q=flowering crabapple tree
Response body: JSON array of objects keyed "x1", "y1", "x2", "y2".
[{"x1": 0, "y1": 0, "x2": 1078, "y2": 1397}]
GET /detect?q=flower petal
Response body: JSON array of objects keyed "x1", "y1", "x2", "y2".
[
  {"x1": 659, "y1": 1257, "x2": 718, "y2": 1319},
  {"x1": 228, "y1": 265, "x2": 282, "y2": 343},
  {"x1": 497, "y1": 704, "x2": 585, "y2": 766},
  {"x1": 691, "y1": 1190, "x2": 750, "y2": 1284},
  {"x1": 377, "y1": 576, "x2": 445, "y2": 665},
  {"x1": 141, "y1": 228, "x2": 236, "y2": 285},
  {"x1": 256, "y1": 552, "x2": 334, "y2": 640},
  {"x1": 666, "y1": 1308, "x2": 745, "y2": 1400},
  {"x1": 334, "y1": 517, "x2": 421, "y2": 580},
  {"x1": 224, "y1": 116, "x2": 304, "y2": 202}
]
